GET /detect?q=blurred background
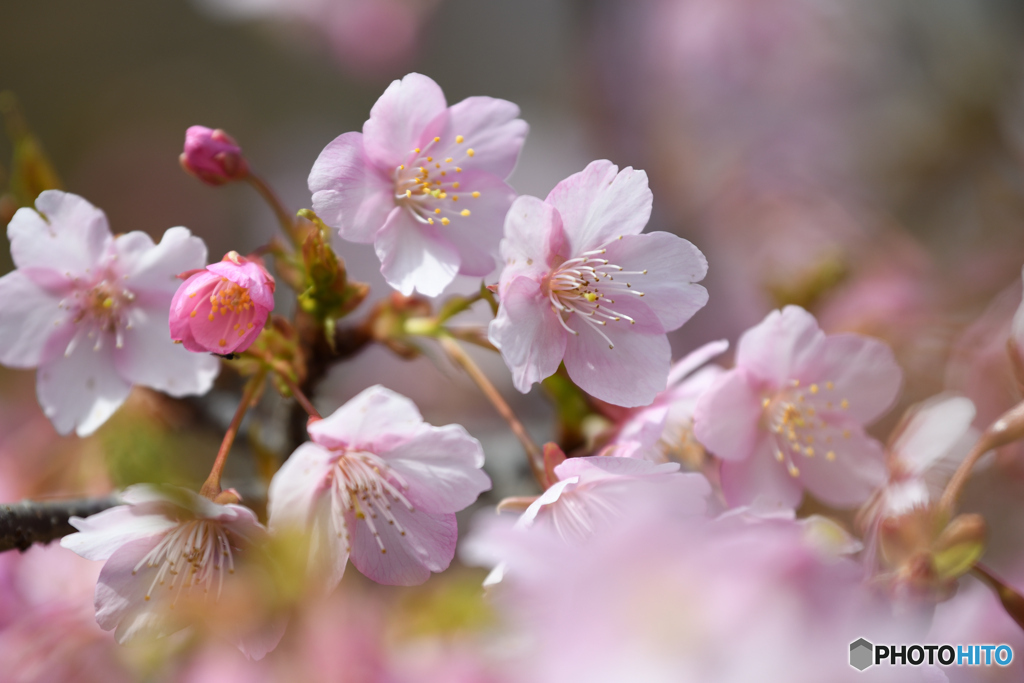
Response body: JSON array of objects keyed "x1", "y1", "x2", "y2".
[{"x1": 4, "y1": 0, "x2": 1024, "y2": 679}]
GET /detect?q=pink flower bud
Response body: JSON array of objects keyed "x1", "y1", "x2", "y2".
[
  {"x1": 170, "y1": 251, "x2": 275, "y2": 354},
  {"x1": 179, "y1": 126, "x2": 250, "y2": 185}
]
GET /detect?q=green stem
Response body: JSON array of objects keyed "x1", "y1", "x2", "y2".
[{"x1": 246, "y1": 174, "x2": 301, "y2": 247}]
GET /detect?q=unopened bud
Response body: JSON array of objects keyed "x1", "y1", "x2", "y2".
[{"x1": 179, "y1": 126, "x2": 250, "y2": 186}]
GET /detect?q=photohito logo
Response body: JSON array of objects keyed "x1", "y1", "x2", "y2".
[{"x1": 849, "y1": 638, "x2": 1013, "y2": 671}]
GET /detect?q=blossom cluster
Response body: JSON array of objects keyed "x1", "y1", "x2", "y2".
[{"x1": 0, "y1": 66, "x2": 1023, "y2": 683}]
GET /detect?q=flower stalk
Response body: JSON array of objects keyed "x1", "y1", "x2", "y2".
[{"x1": 200, "y1": 370, "x2": 267, "y2": 499}]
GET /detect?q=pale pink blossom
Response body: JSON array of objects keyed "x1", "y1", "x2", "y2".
[
  {"x1": 169, "y1": 251, "x2": 275, "y2": 354},
  {"x1": 309, "y1": 72, "x2": 526, "y2": 297},
  {"x1": 693, "y1": 305, "x2": 901, "y2": 509},
  {"x1": 179, "y1": 126, "x2": 250, "y2": 186},
  {"x1": 489, "y1": 160, "x2": 709, "y2": 407},
  {"x1": 0, "y1": 191, "x2": 220, "y2": 436},
  {"x1": 60, "y1": 485, "x2": 280, "y2": 660},
  {"x1": 601, "y1": 339, "x2": 728, "y2": 461},
  {"x1": 267, "y1": 385, "x2": 491, "y2": 588}
]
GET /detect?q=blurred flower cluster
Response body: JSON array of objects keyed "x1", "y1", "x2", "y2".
[{"x1": 3, "y1": 0, "x2": 1024, "y2": 681}]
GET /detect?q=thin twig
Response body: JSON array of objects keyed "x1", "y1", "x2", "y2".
[
  {"x1": 199, "y1": 370, "x2": 267, "y2": 499},
  {"x1": 278, "y1": 371, "x2": 322, "y2": 420},
  {"x1": 438, "y1": 334, "x2": 545, "y2": 486}
]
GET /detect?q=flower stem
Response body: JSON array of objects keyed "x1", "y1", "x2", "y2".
[
  {"x1": 940, "y1": 398, "x2": 1024, "y2": 512},
  {"x1": 246, "y1": 174, "x2": 301, "y2": 248},
  {"x1": 200, "y1": 370, "x2": 267, "y2": 500},
  {"x1": 278, "y1": 371, "x2": 322, "y2": 420},
  {"x1": 438, "y1": 334, "x2": 545, "y2": 486}
]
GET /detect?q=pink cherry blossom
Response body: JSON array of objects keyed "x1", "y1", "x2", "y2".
[
  {"x1": 179, "y1": 126, "x2": 250, "y2": 186},
  {"x1": 60, "y1": 485, "x2": 281, "y2": 660},
  {"x1": 602, "y1": 339, "x2": 728, "y2": 461},
  {"x1": 309, "y1": 72, "x2": 527, "y2": 297},
  {"x1": 0, "y1": 190, "x2": 220, "y2": 436},
  {"x1": 488, "y1": 160, "x2": 709, "y2": 407},
  {"x1": 169, "y1": 251, "x2": 275, "y2": 354},
  {"x1": 693, "y1": 305, "x2": 901, "y2": 509},
  {"x1": 267, "y1": 385, "x2": 491, "y2": 589}
]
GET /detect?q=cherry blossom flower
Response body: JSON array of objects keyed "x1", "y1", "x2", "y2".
[
  {"x1": 309, "y1": 72, "x2": 527, "y2": 297},
  {"x1": 601, "y1": 339, "x2": 728, "y2": 462},
  {"x1": 60, "y1": 485, "x2": 281, "y2": 660},
  {"x1": 169, "y1": 250, "x2": 275, "y2": 354},
  {"x1": 693, "y1": 305, "x2": 901, "y2": 509},
  {"x1": 0, "y1": 191, "x2": 220, "y2": 436},
  {"x1": 267, "y1": 385, "x2": 491, "y2": 589},
  {"x1": 488, "y1": 160, "x2": 709, "y2": 407},
  {"x1": 179, "y1": 126, "x2": 250, "y2": 186}
]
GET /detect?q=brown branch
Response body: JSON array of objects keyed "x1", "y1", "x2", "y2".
[{"x1": 0, "y1": 496, "x2": 121, "y2": 553}]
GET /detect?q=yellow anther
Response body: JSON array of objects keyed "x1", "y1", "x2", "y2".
[
  {"x1": 427, "y1": 156, "x2": 433, "y2": 162},
  {"x1": 445, "y1": 157, "x2": 453, "y2": 163},
  {"x1": 247, "y1": 322, "x2": 253, "y2": 329},
  {"x1": 433, "y1": 137, "x2": 440, "y2": 143},
  {"x1": 439, "y1": 192, "x2": 447, "y2": 198},
  {"x1": 102, "y1": 297, "x2": 114, "y2": 309},
  {"x1": 825, "y1": 381, "x2": 834, "y2": 390},
  {"x1": 762, "y1": 398, "x2": 770, "y2": 408},
  {"x1": 452, "y1": 195, "x2": 458, "y2": 201},
  {"x1": 233, "y1": 324, "x2": 239, "y2": 330},
  {"x1": 190, "y1": 310, "x2": 196, "y2": 318},
  {"x1": 842, "y1": 429, "x2": 851, "y2": 439},
  {"x1": 461, "y1": 209, "x2": 471, "y2": 217},
  {"x1": 456, "y1": 167, "x2": 462, "y2": 173},
  {"x1": 583, "y1": 292, "x2": 598, "y2": 302},
  {"x1": 414, "y1": 148, "x2": 420, "y2": 153},
  {"x1": 455, "y1": 135, "x2": 464, "y2": 143},
  {"x1": 441, "y1": 217, "x2": 450, "y2": 225},
  {"x1": 452, "y1": 182, "x2": 460, "y2": 189},
  {"x1": 826, "y1": 451, "x2": 836, "y2": 460},
  {"x1": 405, "y1": 190, "x2": 412, "y2": 198},
  {"x1": 810, "y1": 384, "x2": 819, "y2": 394},
  {"x1": 472, "y1": 191, "x2": 480, "y2": 198},
  {"x1": 428, "y1": 218, "x2": 435, "y2": 224},
  {"x1": 208, "y1": 313, "x2": 214, "y2": 321},
  {"x1": 788, "y1": 464, "x2": 800, "y2": 477},
  {"x1": 434, "y1": 208, "x2": 441, "y2": 214},
  {"x1": 774, "y1": 450, "x2": 784, "y2": 462},
  {"x1": 398, "y1": 164, "x2": 405, "y2": 170},
  {"x1": 218, "y1": 339, "x2": 226, "y2": 347},
  {"x1": 467, "y1": 148, "x2": 475, "y2": 157},
  {"x1": 840, "y1": 399, "x2": 849, "y2": 410},
  {"x1": 791, "y1": 379, "x2": 800, "y2": 387},
  {"x1": 805, "y1": 447, "x2": 815, "y2": 457},
  {"x1": 189, "y1": 292, "x2": 196, "y2": 298},
  {"x1": 440, "y1": 171, "x2": 447, "y2": 176}
]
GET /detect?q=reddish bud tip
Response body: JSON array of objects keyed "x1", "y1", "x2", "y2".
[{"x1": 180, "y1": 125, "x2": 250, "y2": 186}]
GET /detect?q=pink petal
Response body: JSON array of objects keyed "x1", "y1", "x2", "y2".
[
  {"x1": 432, "y1": 170, "x2": 516, "y2": 278},
  {"x1": 720, "y1": 440, "x2": 803, "y2": 509},
  {"x1": 309, "y1": 131, "x2": 395, "y2": 243},
  {"x1": 9, "y1": 191, "x2": 113, "y2": 276},
  {"x1": 796, "y1": 423, "x2": 887, "y2": 507},
  {"x1": 498, "y1": 195, "x2": 565, "y2": 285},
  {"x1": 562, "y1": 314, "x2": 670, "y2": 408},
  {"x1": 306, "y1": 495, "x2": 350, "y2": 594},
  {"x1": 437, "y1": 96, "x2": 528, "y2": 178},
  {"x1": 309, "y1": 384, "x2": 424, "y2": 453},
  {"x1": 362, "y1": 73, "x2": 447, "y2": 169},
  {"x1": 117, "y1": 227, "x2": 208, "y2": 297},
  {"x1": 801, "y1": 333, "x2": 902, "y2": 425},
  {"x1": 519, "y1": 477, "x2": 578, "y2": 528},
  {"x1": 94, "y1": 536, "x2": 180, "y2": 642},
  {"x1": 234, "y1": 617, "x2": 288, "y2": 662},
  {"x1": 692, "y1": 368, "x2": 765, "y2": 461},
  {"x1": 381, "y1": 424, "x2": 490, "y2": 514},
  {"x1": 267, "y1": 442, "x2": 336, "y2": 531},
  {"x1": 735, "y1": 306, "x2": 824, "y2": 389},
  {"x1": 601, "y1": 231, "x2": 708, "y2": 332},
  {"x1": 36, "y1": 338, "x2": 132, "y2": 436},
  {"x1": 666, "y1": 339, "x2": 729, "y2": 387},
  {"x1": 554, "y1": 455, "x2": 681, "y2": 480},
  {"x1": 114, "y1": 306, "x2": 220, "y2": 397},
  {"x1": 545, "y1": 160, "x2": 653, "y2": 254},
  {"x1": 891, "y1": 395, "x2": 976, "y2": 474},
  {"x1": 348, "y1": 505, "x2": 457, "y2": 586},
  {"x1": 0, "y1": 270, "x2": 69, "y2": 367},
  {"x1": 61, "y1": 507, "x2": 177, "y2": 562},
  {"x1": 374, "y1": 208, "x2": 460, "y2": 296},
  {"x1": 489, "y1": 276, "x2": 567, "y2": 394}
]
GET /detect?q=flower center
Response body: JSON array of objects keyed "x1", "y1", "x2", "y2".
[
  {"x1": 392, "y1": 135, "x2": 482, "y2": 226},
  {"x1": 545, "y1": 244, "x2": 647, "y2": 349},
  {"x1": 132, "y1": 520, "x2": 236, "y2": 605},
  {"x1": 60, "y1": 272, "x2": 136, "y2": 355},
  {"x1": 330, "y1": 450, "x2": 414, "y2": 555},
  {"x1": 762, "y1": 379, "x2": 851, "y2": 477}
]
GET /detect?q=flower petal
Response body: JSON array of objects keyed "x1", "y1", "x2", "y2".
[
  {"x1": 545, "y1": 161, "x2": 653, "y2": 254},
  {"x1": 735, "y1": 306, "x2": 825, "y2": 390},
  {"x1": 890, "y1": 395, "x2": 976, "y2": 474},
  {"x1": 267, "y1": 442, "x2": 336, "y2": 531},
  {"x1": 61, "y1": 507, "x2": 177, "y2": 562},
  {"x1": 114, "y1": 305, "x2": 220, "y2": 397},
  {"x1": 306, "y1": 493, "x2": 350, "y2": 595},
  {"x1": 308, "y1": 384, "x2": 424, "y2": 453},
  {"x1": 309, "y1": 131, "x2": 396, "y2": 244},
  {"x1": 562, "y1": 310, "x2": 670, "y2": 407},
  {"x1": 374, "y1": 208, "x2": 460, "y2": 297},
  {"x1": 362, "y1": 73, "x2": 447, "y2": 169},
  {"x1": 796, "y1": 422, "x2": 887, "y2": 507},
  {"x1": 117, "y1": 227, "x2": 208, "y2": 297},
  {"x1": 667, "y1": 339, "x2": 729, "y2": 387},
  {"x1": 489, "y1": 276, "x2": 567, "y2": 394},
  {"x1": 348, "y1": 505, "x2": 457, "y2": 586},
  {"x1": 36, "y1": 337, "x2": 132, "y2": 436},
  {"x1": 601, "y1": 231, "x2": 708, "y2": 332},
  {"x1": 438, "y1": 96, "x2": 528, "y2": 178},
  {"x1": 0, "y1": 270, "x2": 70, "y2": 367},
  {"x1": 9, "y1": 191, "x2": 112, "y2": 276},
  {"x1": 433, "y1": 170, "x2": 516, "y2": 278},
  {"x1": 720, "y1": 440, "x2": 804, "y2": 509},
  {"x1": 801, "y1": 333, "x2": 902, "y2": 425},
  {"x1": 381, "y1": 424, "x2": 490, "y2": 514},
  {"x1": 692, "y1": 368, "x2": 765, "y2": 461},
  {"x1": 94, "y1": 536, "x2": 182, "y2": 642},
  {"x1": 498, "y1": 195, "x2": 565, "y2": 285}
]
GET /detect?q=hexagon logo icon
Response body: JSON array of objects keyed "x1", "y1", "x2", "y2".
[{"x1": 850, "y1": 638, "x2": 874, "y2": 671}]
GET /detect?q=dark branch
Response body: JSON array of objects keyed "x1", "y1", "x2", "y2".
[{"x1": 0, "y1": 496, "x2": 121, "y2": 553}]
